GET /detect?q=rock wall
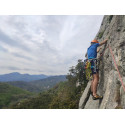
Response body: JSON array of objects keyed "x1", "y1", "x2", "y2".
[{"x1": 79, "y1": 15, "x2": 125, "y2": 109}]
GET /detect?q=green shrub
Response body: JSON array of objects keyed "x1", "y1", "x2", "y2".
[
  {"x1": 98, "y1": 31, "x2": 104, "y2": 39},
  {"x1": 0, "y1": 82, "x2": 33, "y2": 108}
]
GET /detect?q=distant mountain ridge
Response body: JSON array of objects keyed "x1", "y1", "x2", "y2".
[
  {"x1": 7, "y1": 75, "x2": 67, "y2": 93},
  {"x1": 0, "y1": 72, "x2": 49, "y2": 82}
]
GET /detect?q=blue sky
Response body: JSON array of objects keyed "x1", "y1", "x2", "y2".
[{"x1": 0, "y1": 15, "x2": 103, "y2": 75}]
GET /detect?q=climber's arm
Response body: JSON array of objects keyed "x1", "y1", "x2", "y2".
[
  {"x1": 97, "y1": 47, "x2": 102, "y2": 53},
  {"x1": 99, "y1": 39, "x2": 108, "y2": 46}
]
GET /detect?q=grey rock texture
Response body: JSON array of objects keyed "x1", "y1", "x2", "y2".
[
  {"x1": 79, "y1": 15, "x2": 125, "y2": 109},
  {"x1": 79, "y1": 81, "x2": 91, "y2": 109}
]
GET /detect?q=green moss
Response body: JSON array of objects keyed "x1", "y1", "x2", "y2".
[{"x1": 97, "y1": 31, "x2": 104, "y2": 39}]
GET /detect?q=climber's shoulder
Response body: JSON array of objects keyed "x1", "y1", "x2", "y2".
[{"x1": 94, "y1": 43, "x2": 100, "y2": 47}]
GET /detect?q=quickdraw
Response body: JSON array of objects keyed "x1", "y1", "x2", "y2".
[
  {"x1": 84, "y1": 58, "x2": 98, "y2": 80},
  {"x1": 85, "y1": 60, "x2": 92, "y2": 80}
]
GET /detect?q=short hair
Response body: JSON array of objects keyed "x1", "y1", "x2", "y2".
[{"x1": 91, "y1": 42, "x2": 96, "y2": 45}]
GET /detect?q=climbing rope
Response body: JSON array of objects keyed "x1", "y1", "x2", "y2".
[
  {"x1": 99, "y1": 44, "x2": 125, "y2": 92},
  {"x1": 108, "y1": 45, "x2": 125, "y2": 92}
]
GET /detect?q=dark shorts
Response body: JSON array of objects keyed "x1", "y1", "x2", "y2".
[{"x1": 90, "y1": 59, "x2": 99, "y2": 74}]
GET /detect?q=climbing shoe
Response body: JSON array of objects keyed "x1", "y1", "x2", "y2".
[{"x1": 92, "y1": 94, "x2": 103, "y2": 100}]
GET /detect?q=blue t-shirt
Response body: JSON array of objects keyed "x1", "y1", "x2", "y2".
[{"x1": 87, "y1": 43, "x2": 99, "y2": 59}]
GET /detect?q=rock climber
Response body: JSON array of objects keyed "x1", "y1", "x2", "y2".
[{"x1": 87, "y1": 39, "x2": 108, "y2": 100}]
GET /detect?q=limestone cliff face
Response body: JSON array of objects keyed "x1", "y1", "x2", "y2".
[{"x1": 79, "y1": 15, "x2": 125, "y2": 109}]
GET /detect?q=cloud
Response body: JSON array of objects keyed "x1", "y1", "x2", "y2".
[
  {"x1": 0, "y1": 29, "x2": 31, "y2": 52},
  {"x1": 0, "y1": 45, "x2": 8, "y2": 52},
  {"x1": 1, "y1": 66, "x2": 44, "y2": 73},
  {"x1": 0, "y1": 15, "x2": 103, "y2": 75},
  {"x1": 12, "y1": 53, "x2": 34, "y2": 61}
]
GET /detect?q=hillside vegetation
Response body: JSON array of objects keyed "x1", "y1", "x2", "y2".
[
  {"x1": 10, "y1": 60, "x2": 88, "y2": 109},
  {"x1": 0, "y1": 82, "x2": 33, "y2": 108}
]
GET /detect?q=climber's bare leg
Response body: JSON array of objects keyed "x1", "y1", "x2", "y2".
[
  {"x1": 91, "y1": 76, "x2": 94, "y2": 92},
  {"x1": 97, "y1": 73, "x2": 99, "y2": 83},
  {"x1": 91, "y1": 73, "x2": 99, "y2": 93},
  {"x1": 92, "y1": 73, "x2": 99, "y2": 96}
]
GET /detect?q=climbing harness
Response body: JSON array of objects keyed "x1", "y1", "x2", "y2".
[{"x1": 84, "y1": 58, "x2": 99, "y2": 80}]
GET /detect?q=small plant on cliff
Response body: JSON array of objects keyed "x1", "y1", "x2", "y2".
[{"x1": 97, "y1": 31, "x2": 104, "y2": 39}]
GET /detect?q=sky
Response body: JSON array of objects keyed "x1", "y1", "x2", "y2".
[{"x1": 0, "y1": 15, "x2": 104, "y2": 75}]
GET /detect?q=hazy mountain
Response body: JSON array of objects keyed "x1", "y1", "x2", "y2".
[
  {"x1": 7, "y1": 75, "x2": 67, "y2": 93},
  {"x1": 0, "y1": 72, "x2": 48, "y2": 82}
]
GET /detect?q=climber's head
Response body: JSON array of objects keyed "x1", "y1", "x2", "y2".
[{"x1": 91, "y1": 39, "x2": 99, "y2": 45}]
